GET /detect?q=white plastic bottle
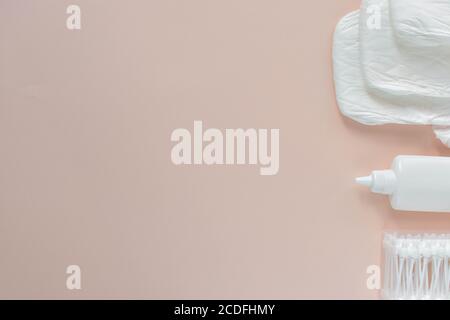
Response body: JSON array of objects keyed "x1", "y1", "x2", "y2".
[{"x1": 356, "y1": 155, "x2": 450, "y2": 213}]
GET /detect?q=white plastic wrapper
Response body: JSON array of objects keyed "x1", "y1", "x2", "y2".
[{"x1": 432, "y1": 125, "x2": 450, "y2": 147}]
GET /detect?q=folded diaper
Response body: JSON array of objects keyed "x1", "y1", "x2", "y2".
[
  {"x1": 333, "y1": 10, "x2": 450, "y2": 146},
  {"x1": 390, "y1": 0, "x2": 450, "y2": 49},
  {"x1": 360, "y1": 0, "x2": 450, "y2": 101}
]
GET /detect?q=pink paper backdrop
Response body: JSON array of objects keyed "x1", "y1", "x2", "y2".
[{"x1": 1, "y1": 0, "x2": 450, "y2": 299}]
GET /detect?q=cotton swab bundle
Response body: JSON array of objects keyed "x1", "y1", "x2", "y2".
[{"x1": 383, "y1": 233, "x2": 450, "y2": 300}]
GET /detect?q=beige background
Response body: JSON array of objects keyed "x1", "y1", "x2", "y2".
[{"x1": 1, "y1": 0, "x2": 450, "y2": 299}]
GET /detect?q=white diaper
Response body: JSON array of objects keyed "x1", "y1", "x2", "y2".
[
  {"x1": 333, "y1": 10, "x2": 450, "y2": 146},
  {"x1": 360, "y1": 0, "x2": 450, "y2": 101},
  {"x1": 390, "y1": 0, "x2": 450, "y2": 49}
]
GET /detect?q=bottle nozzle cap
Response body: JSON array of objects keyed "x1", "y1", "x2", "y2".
[
  {"x1": 355, "y1": 176, "x2": 373, "y2": 187},
  {"x1": 355, "y1": 170, "x2": 397, "y2": 195}
]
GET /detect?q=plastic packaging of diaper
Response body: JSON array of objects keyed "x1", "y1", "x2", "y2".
[{"x1": 333, "y1": 0, "x2": 450, "y2": 147}]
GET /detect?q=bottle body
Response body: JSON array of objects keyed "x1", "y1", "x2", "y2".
[
  {"x1": 356, "y1": 156, "x2": 450, "y2": 213},
  {"x1": 389, "y1": 156, "x2": 450, "y2": 213}
]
